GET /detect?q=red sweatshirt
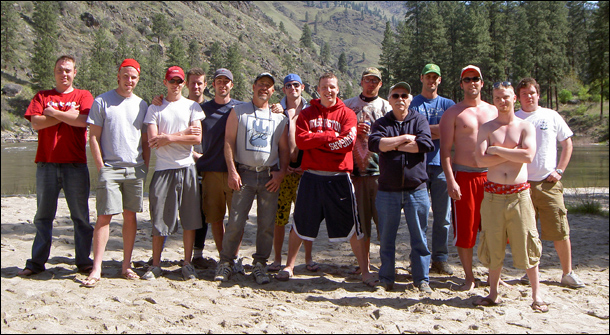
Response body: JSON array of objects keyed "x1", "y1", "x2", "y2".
[{"x1": 295, "y1": 98, "x2": 357, "y2": 172}]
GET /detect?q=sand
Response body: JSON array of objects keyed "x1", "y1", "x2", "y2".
[{"x1": 1, "y1": 192, "x2": 608, "y2": 334}]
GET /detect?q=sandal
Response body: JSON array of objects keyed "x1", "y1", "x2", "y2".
[
  {"x1": 531, "y1": 301, "x2": 549, "y2": 313},
  {"x1": 267, "y1": 262, "x2": 282, "y2": 272},
  {"x1": 276, "y1": 269, "x2": 293, "y2": 281},
  {"x1": 349, "y1": 266, "x2": 361, "y2": 275},
  {"x1": 363, "y1": 276, "x2": 380, "y2": 287},
  {"x1": 306, "y1": 261, "x2": 320, "y2": 272},
  {"x1": 473, "y1": 297, "x2": 504, "y2": 307},
  {"x1": 81, "y1": 276, "x2": 101, "y2": 288},
  {"x1": 122, "y1": 269, "x2": 140, "y2": 280}
]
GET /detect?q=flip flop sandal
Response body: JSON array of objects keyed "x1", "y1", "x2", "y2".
[
  {"x1": 348, "y1": 266, "x2": 361, "y2": 275},
  {"x1": 363, "y1": 276, "x2": 380, "y2": 287},
  {"x1": 473, "y1": 297, "x2": 504, "y2": 307},
  {"x1": 122, "y1": 269, "x2": 140, "y2": 280},
  {"x1": 81, "y1": 277, "x2": 101, "y2": 288},
  {"x1": 276, "y1": 269, "x2": 292, "y2": 281},
  {"x1": 306, "y1": 262, "x2": 320, "y2": 272},
  {"x1": 267, "y1": 262, "x2": 282, "y2": 272},
  {"x1": 531, "y1": 301, "x2": 550, "y2": 313}
]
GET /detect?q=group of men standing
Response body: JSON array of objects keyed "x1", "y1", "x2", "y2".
[{"x1": 18, "y1": 54, "x2": 585, "y2": 312}]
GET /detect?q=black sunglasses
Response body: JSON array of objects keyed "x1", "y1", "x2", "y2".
[
  {"x1": 462, "y1": 77, "x2": 481, "y2": 83},
  {"x1": 284, "y1": 82, "x2": 300, "y2": 89},
  {"x1": 168, "y1": 78, "x2": 184, "y2": 84},
  {"x1": 390, "y1": 93, "x2": 409, "y2": 99},
  {"x1": 493, "y1": 81, "x2": 512, "y2": 89}
]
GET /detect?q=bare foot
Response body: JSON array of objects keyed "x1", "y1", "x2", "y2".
[
  {"x1": 456, "y1": 281, "x2": 475, "y2": 291},
  {"x1": 499, "y1": 278, "x2": 512, "y2": 288},
  {"x1": 17, "y1": 268, "x2": 35, "y2": 276}
]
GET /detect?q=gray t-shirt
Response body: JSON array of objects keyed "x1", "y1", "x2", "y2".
[
  {"x1": 233, "y1": 102, "x2": 288, "y2": 168},
  {"x1": 87, "y1": 89, "x2": 148, "y2": 167}
]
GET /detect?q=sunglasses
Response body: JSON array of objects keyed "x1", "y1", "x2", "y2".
[
  {"x1": 284, "y1": 82, "x2": 300, "y2": 89},
  {"x1": 390, "y1": 93, "x2": 409, "y2": 100},
  {"x1": 493, "y1": 81, "x2": 512, "y2": 89},
  {"x1": 363, "y1": 77, "x2": 381, "y2": 84},
  {"x1": 168, "y1": 78, "x2": 184, "y2": 84},
  {"x1": 462, "y1": 76, "x2": 481, "y2": 83}
]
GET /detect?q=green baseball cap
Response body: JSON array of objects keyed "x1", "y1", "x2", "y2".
[{"x1": 422, "y1": 63, "x2": 441, "y2": 76}]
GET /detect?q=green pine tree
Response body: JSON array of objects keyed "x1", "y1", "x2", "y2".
[
  {"x1": 589, "y1": 0, "x2": 609, "y2": 119},
  {"x1": 188, "y1": 40, "x2": 201, "y2": 70},
  {"x1": 152, "y1": 13, "x2": 170, "y2": 44},
  {"x1": 1, "y1": 1, "x2": 20, "y2": 69},
  {"x1": 338, "y1": 52, "x2": 348, "y2": 73},
  {"x1": 31, "y1": 1, "x2": 59, "y2": 91},
  {"x1": 208, "y1": 41, "x2": 223, "y2": 75},
  {"x1": 166, "y1": 35, "x2": 188, "y2": 71},
  {"x1": 300, "y1": 23, "x2": 314, "y2": 49}
]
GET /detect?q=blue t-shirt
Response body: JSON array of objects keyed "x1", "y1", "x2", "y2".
[
  {"x1": 196, "y1": 98, "x2": 245, "y2": 172},
  {"x1": 409, "y1": 94, "x2": 455, "y2": 166}
]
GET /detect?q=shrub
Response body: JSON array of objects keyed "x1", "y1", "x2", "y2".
[
  {"x1": 558, "y1": 89, "x2": 573, "y2": 104},
  {"x1": 591, "y1": 94, "x2": 601, "y2": 102},
  {"x1": 578, "y1": 86, "x2": 591, "y2": 101}
]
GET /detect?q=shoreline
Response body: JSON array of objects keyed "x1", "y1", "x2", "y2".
[{"x1": 1, "y1": 194, "x2": 609, "y2": 333}]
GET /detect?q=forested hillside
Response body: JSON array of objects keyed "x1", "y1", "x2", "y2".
[{"x1": 1, "y1": 1, "x2": 608, "y2": 142}]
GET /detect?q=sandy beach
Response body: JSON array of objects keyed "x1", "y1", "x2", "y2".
[{"x1": 1, "y1": 192, "x2": 608, "y2": 334}]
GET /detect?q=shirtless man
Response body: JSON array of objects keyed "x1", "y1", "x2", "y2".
[
  {"x1": 473, "y1": 82, "x2": 547, "y2": 312},
  {"x1": 439, "y1": 65, "x2": 497, "y2": 291}
]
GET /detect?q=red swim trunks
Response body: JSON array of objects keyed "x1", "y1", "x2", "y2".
[{"x1": 451, "y1": 170, "x2": 487, "y2": 249}]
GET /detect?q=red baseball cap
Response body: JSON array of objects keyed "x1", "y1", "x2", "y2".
[
  {"x1": 165, "y1": 66, "x2": 185, "y2": 81},
  {"x1": 119, "y1": 58, "x2": 140, "y2": 74}
]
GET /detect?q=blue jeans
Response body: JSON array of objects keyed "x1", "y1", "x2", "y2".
[
  {"x1": 376, "y1": 188, "x2": 431, "y2": 285},
  {"x1": 220, "y1": 168, "x2": 279, "y2": 265},
  {"x1": 26, "y1": 163, "x2": 93, "y2": 273},
  {"x1": 426, "y1": 165, "x2": 451, "y2": 262}
]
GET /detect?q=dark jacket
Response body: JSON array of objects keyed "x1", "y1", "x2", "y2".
[{"x1": 368, "y1": 110, "x2": 434, "y2": 192}]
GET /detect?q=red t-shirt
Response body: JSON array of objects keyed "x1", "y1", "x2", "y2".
[{"x1": 24, "y1": 88, "x2": 93, "y2": 163}]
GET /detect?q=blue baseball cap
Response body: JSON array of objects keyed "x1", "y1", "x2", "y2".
[{"x1": 283, "y1": 73, "x2": 302, "y2": 85}]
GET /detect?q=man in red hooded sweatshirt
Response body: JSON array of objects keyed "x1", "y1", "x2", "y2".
[{"x1": 276, "y1": 72, "x2": 376, "y2": 287}]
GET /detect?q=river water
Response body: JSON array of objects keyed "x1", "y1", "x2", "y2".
[{"x1": 1, "y1": 142, "x2": 608, "y2": 195}]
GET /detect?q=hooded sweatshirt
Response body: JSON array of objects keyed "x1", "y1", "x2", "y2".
[
  {"x1": 368, "y1": 110, "x2": 434, "y2": 192},
  {"x1": 295, "y1": 98, "x2": 357, "y2": 172}
]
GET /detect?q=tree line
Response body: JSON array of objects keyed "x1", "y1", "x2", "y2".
[
  {"x1": 1, "y1": 1, "x2": 608, "y2": 118},
  {"x1": 378, "y1": 1, "x2": 608, "y2": 119}
]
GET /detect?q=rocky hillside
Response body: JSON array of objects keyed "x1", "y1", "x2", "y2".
[{"x1": 1, "y1": 1, "x2": 408, "y2": 138}]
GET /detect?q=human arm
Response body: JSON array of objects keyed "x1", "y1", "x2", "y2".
[
  {"x1": 151, "y1": 95, "x2": 164, "y2": 106},
  {"x1": 487, "y1": 123, "x2": 536, "y2": 165},
  {"x1": 148, "y1": 120, "x2": 202, "y2": 148},
  {"x1": 141, "y1": 130, "x2": 150, "y2": 168},
  {"x1": 546, "y1": 137, "x2": 572, "y2": 182},
  {"x1": 31, "y1": 104, "x2": 88, "y2": 130},
  {"x1": 266, "y1": 123, "x2": 289, "y2": 192},
  {"x1": 224, "y1": 109, "x2": 241, "y2": 191},
  {"x1": 88, "y1": 124, "x2": 105, "y2": 172},
  {"x1": 294, "y1": 110, "x2": 337, "y2": 150},
  {"x1": 439, "y1": 110, "x2": 461, "y2": 200},
  {"x1": 429, "y1": 124, "x2": 441, "y2": 140}
]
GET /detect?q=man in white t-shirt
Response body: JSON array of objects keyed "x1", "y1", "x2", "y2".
[
  {"x1": 343, "y1": 67, "x2": 391, "y2": 276},
  {"x1": 515, "y1": 77, "x2": 585, "y2": 289},
  {"x1": 143, "y1": 66, "x2": 205, "y2": 281},
  {"x1": 82, "y1": 59, "x2": 149, "y2": 287}
]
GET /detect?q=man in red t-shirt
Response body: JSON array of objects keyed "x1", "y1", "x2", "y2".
[{"x1": 19, "y1": 55, "x2": 94, "y2": 277}]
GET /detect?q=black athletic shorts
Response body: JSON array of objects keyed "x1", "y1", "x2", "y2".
[{"x1": 293, "y1": 171, "x2": 363, "y2": 242}]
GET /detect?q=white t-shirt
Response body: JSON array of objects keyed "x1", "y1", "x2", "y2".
[
  {"x1": 87, "y1": 90, "x2": 149, "y2": 167},
  {"x1": 515, "y1": 106, "x2": 573, "y2": 181},
  {"x1": 144, "y1": 96, "x2": 205, "y2": 171}
]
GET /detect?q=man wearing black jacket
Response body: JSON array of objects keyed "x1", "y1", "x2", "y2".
[{"x1": 368, "y1": 82, "x2": 434, "y2": 293}]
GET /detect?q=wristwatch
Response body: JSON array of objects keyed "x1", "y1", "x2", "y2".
[{"x1": 555, "y1": 168, "x2": 564, "y2": 176}]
